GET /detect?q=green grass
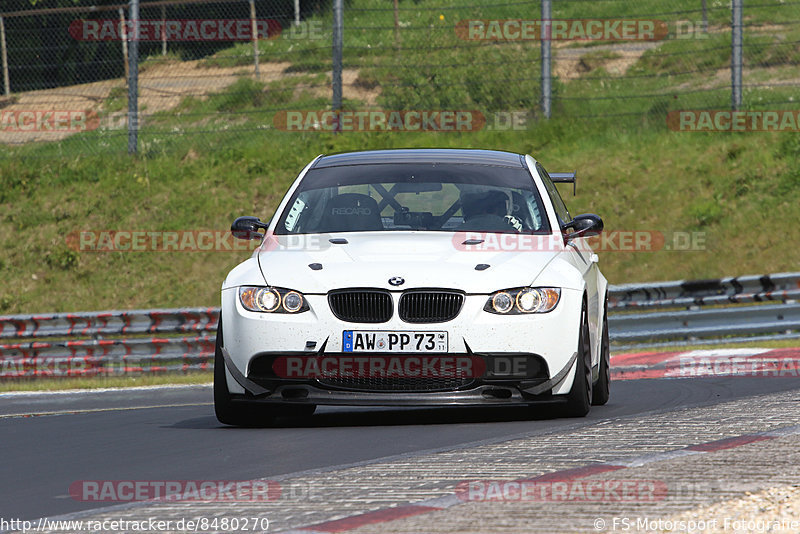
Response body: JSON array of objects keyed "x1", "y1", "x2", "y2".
[
  {"x1": 1, "y1": 0, "x2": 800, "y2": 315},
  {"x1": 0, "y1": 373, "x2": 212, "y2": 393},
  {"x1": 2, "y1": 122, "x2": 800, "y2": 315}
]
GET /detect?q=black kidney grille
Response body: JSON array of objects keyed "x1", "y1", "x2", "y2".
[
  {"x1": 328, "y1": 289, "x2": 393, "y2": 323},
  {"x1": 399, "y1": 291, "x2": 464, "y2": 323}
]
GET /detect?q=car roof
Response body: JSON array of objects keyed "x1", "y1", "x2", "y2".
[{"x1": 312, "y1": 149, "x2": 527, "y2": 169}]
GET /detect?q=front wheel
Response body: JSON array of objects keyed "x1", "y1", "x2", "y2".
[
  {"x1": 213, "y1": 317, "x2": 315, "y2": 427},
  {"x1": 561, "y1": 302, "x2": 593, "y2": 417}
]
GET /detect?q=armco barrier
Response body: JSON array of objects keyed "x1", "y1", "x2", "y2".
[
  {"x1": 0, "y1": 336, "x2": 215, "y2": 377},
  {"x1": 0, "y1": 309, "x2": 218, "y2": 378},
  {"x1": 608, "y1": 271, "x2": 800, "y2": 350},
  {"x1": 1, "y1": 273, "x2": 799, "y2": 378},
  {"x1": 0, "y1": 308, "x2": 218, "y2": 339},
  {"x1": 609, "y1": 272, "x2": 800, "y2": 310}
]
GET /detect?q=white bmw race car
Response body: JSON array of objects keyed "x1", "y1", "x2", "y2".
[{"x1": 215, "y1": 149, "x2": 609, "y2": 425}]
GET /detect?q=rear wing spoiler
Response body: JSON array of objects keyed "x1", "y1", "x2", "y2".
[{"x1": 550, "y1": 171, "x2": 577, "y2": 196}]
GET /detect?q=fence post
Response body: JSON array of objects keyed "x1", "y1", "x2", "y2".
[
  {"x1": 249, "y1": 0, "x2": 259, "y2": 79},
  {"x1": 161, "y1": 5, "x2": 167, "y2": 56},
  {"x1": 128, "y1": 0, "x2": 140, "y2": 155},
  {"x1": 541, "y1": 0, "x2": 552, "y2": 119},
  {"x1": 702, "y1": 0, "x2": 708, "y2": 33},
  {"x1": 731, "y1": 0, "x2": 742, "y2": 110},
  {"x1": 332, "y1": 0, "x2": 343, "y2": 127},
  {"x1": 294, "y1": 0, "x2": 301, "y2": 26},
  {"x1": 393, "y1": 0, "x2": 400, "y2": 44},
  {"x1": 119, "y1": 8, "x2": 129, "y2": 82},
  {"x1": 0, "y1": 16, "x2": 10, "y2": 96}
]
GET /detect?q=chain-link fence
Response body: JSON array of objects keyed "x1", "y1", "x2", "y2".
[
  {"x1": 0, "y1": 0, "x2": 798, "y2": 154},
  {"x1": 0, "y1": 0, "x2": 324, "y2": 151}
]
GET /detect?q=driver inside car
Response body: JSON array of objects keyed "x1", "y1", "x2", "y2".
[{"x1": 459, "y1": 189, "x2": 521, "y2": 232}]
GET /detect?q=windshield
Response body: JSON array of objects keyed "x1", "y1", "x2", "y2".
[{"x1": 275, "y1": 163, "x2": 551, "y2": 235}]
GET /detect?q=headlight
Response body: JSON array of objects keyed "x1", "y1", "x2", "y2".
[
  {"x1": 282, "y1": 291, "x2": 304, "y2": 313},
  {"x1": 484, "y1": 287, "x2": 560, "y2": 314},
  {"x1": 491, "y1": 292, "x2": 514, "y2": 314},
  {"x1": 239, "y1": 286, "x2": 310, "y2": 313}
]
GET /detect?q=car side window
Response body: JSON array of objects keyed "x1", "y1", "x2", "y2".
[{"x1": 537, "y1": 162, "x2": 571, "y2": 226}]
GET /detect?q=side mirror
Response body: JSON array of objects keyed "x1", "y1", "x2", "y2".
[
  {"x1": 231, "y1": 216, "x2": 269, "y2": 240},
  {"x1": 563, "y1": 213, "x2": 603, "y2": 241}
]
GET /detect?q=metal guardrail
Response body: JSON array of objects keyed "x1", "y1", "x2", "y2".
[
  {"x1": 609, "y1": 272, "x2": 800, "y2": 350},
  {"x1": 609, "y1": 272, "x2": 800, "y2": 310},
  {"x1": 609, "y1": 303, "x2": 800, "y2": 343},
  {"x1": 1, "y1": 273, "x2": 799, "y2": 378},
  {"x1": 0, "y1": 308, "x2": 218, "y2": 339},
  {"x1": 0, "y1": 309, "x2": 218, "y2": 378}
]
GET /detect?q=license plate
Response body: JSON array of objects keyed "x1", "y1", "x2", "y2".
[{"x1": 342, "y1": 331, "x2": 448, "y2": 353}]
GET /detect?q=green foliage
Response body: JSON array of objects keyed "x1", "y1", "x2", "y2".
[
  {"x1": 634, "y1": 33, "x2": 731, "y2": 76},
  {"x1": 774, "y1": 135, "x2": 800, "y2": 194},
  {"x1": 2, "y1": 0, "x2": 800, "y2": 313},
  {"x1": 2, "y1": 116, "x2": 800, "y2": 313},
  {"x1": 210, "y1": 78, "x2": 267, "y2": 111},
  {"x1": 45, "y1": 246, "x2": 80, "y2": 270},
  {"x1": 730, "y1": 170, "x2": 761, "y2": 198},
  {"x1": 777, "y1": 167, "x2": 800, "y2": 195},
  {"x1": 104, "y1": 87, "x2": 128, "y2": 113},
  {"x1": 686, "y1": 198, "x2": 724, "y2": 228},
  {"x1": 777, "y1": 134, "x2": 800, "y2": 160}
]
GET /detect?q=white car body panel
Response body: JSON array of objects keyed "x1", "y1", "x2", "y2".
[
  {"x1": 218, "y1": 149, "x2": 608, "y2": 409},
  {"x1": 247, "y1": 232, "x2": 572, "y2": 294}
]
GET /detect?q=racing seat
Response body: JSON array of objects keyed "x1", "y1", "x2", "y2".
[{"x1": 317, "y1": 193, "x2": 384, "y2": 232}]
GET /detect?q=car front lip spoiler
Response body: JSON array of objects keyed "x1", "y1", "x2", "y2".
[
  {"x1": 520, "y1": 351, "x2": 577, "y2": 395},
  {"x1": 230, "y1": 384, "x2": 568, "y2": 406},
  {"x1": 222, "y1": 346, "x2": 578, "y2": 404},
  {"x1": 221, "y1": 347, "x2": 270, "y2": 397}
]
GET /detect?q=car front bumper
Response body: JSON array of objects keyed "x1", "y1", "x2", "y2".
[{"x1": 220, "y1": 286, "x2": 584, "y2": 405}]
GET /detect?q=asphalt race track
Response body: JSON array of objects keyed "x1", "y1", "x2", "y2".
[{"x1": 3, "y1": 375, "x2": 800, "y2": 525}]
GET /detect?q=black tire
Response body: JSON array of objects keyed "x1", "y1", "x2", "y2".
[
  {"x1": 213, "y1": 317, "x2": 315, "y2": 426},
  {"x1": 591, "y1": 296, "x2": 610, "y2": 406},
  {"x1": 562, "y1": 301, "x2": 592, "y2": 417}
]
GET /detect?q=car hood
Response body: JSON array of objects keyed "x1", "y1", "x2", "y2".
[{"x1": 256, "y1": 232, "x2": 564, "y2": 294}]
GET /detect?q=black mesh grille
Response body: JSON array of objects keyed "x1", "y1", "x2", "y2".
[
  {"x1": 248, "y1": 353, "x2": 477, "y2": 392},
  {"x1": 399, "y1": 290, "x2": 464, "y2": 323},
  {"x1": 328, "y1": 289, "x2": 393, "y2": 323},
  {"x1": 317, "y1": 362, "x2": 474, "y2": 392}
]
